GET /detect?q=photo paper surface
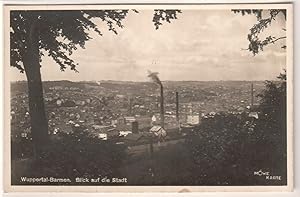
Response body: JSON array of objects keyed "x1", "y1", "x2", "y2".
[{"x1": 3, "y1": 3, "x2": 293, "y2": 192}]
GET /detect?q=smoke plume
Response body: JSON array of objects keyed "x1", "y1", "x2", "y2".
[{"x1": 147, "y1": 70, "x2": 162, "y2": 86}]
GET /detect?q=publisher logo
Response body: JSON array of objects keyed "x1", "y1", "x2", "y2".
[
  {"x1": 253, "y1": 170, "x2": 281, "y2": 180},
  {"x1": 253, "y1": 169, "x2": 269, "y2": 176}
]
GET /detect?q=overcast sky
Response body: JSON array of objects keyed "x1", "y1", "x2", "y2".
[{"x1": 10, "y1": 9, "x2": 287, "y2": 81}]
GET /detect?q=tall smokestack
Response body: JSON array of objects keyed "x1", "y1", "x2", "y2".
[
  {"x1": 160, "y1": 84, "x2": 164, "y2": 128},
  {"x1": 148, "y1": 70, "x2": 164, "y2": 128},
  {"x1": 251, "y1": 83, "x2": 254, "y2": 108},
  {"x1": 129, "y1": 97, "x2": 133, "y2": 115},
  {"x1": 176, "y1": 91, "x2": 179, "y2": 122}
]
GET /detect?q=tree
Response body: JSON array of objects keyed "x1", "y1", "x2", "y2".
[
  {"x1": 256, "y1": 71, "x2": 287, "y2": 157},
  {"x1": 184, "y1": 71, "x2": 287, "y2": 185},
  {"x1": 232, "y1": 9, "x2": 288, "y2": 153},
  {"x1": 10, "y1": 9, "x2": 181, "y2": 157},
  {"x1": 231, "y1": 9, "x2": 288, "y2": 182},
  {"x1": 232, "y1": 9, "x2": 287, "y2": 55}
]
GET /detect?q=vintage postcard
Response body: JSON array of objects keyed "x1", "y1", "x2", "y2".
[{"x1": 3, "y1": 3, "x2": 293, "y2": 192}]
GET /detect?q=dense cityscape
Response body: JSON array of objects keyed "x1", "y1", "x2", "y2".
[{"x1": 11, "y1": 80, "x2": 264, "y2": 146}]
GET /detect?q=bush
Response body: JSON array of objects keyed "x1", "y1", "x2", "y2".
[
  {"x1": 185, "y1": 72, "x2": 287, "y2": 185},
  {"x1": 12, "y1": 129, "x2": 127, "y2": 185}
]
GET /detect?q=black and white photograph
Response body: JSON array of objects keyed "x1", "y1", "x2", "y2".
[{"x1": 3, "y1": 4, "x2": 293, "y2": 192}]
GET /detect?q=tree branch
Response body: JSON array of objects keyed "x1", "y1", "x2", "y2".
[{"x1": 269, "y1": 36, "x2": 286, "y2": 44}]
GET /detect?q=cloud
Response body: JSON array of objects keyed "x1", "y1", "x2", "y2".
[{"x1": 10, "y1": 9, "x2": 287, "y2": 82}]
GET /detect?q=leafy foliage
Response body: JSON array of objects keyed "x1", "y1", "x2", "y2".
[
  {"x1": 256, "y1": 71, "x2": 287, "y2": 156},
  {"x1": 232, "y1": 9, "x2": 287, "y2": 55},
  {"x1": 185, "y1": 113, "x2": 254, "y2": 184},
  {"x1": 10, "y1": 9, "x2": 181, "y2": 73},
  {"x1": 12, "y1": 129, "x2": 127, "y2": 185},
  {"x1": 257, "y1": 70, "x2": 286, "y2": 120},
  {"x1": 152, "y1": 9, "x2": 181, "y2": 29},
  {"x1": 185, "y1": 72, "x2": 287, "y2": 185},
  {"x1": 10, "y1": 10, "x2": 130, "y2": 73}
]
